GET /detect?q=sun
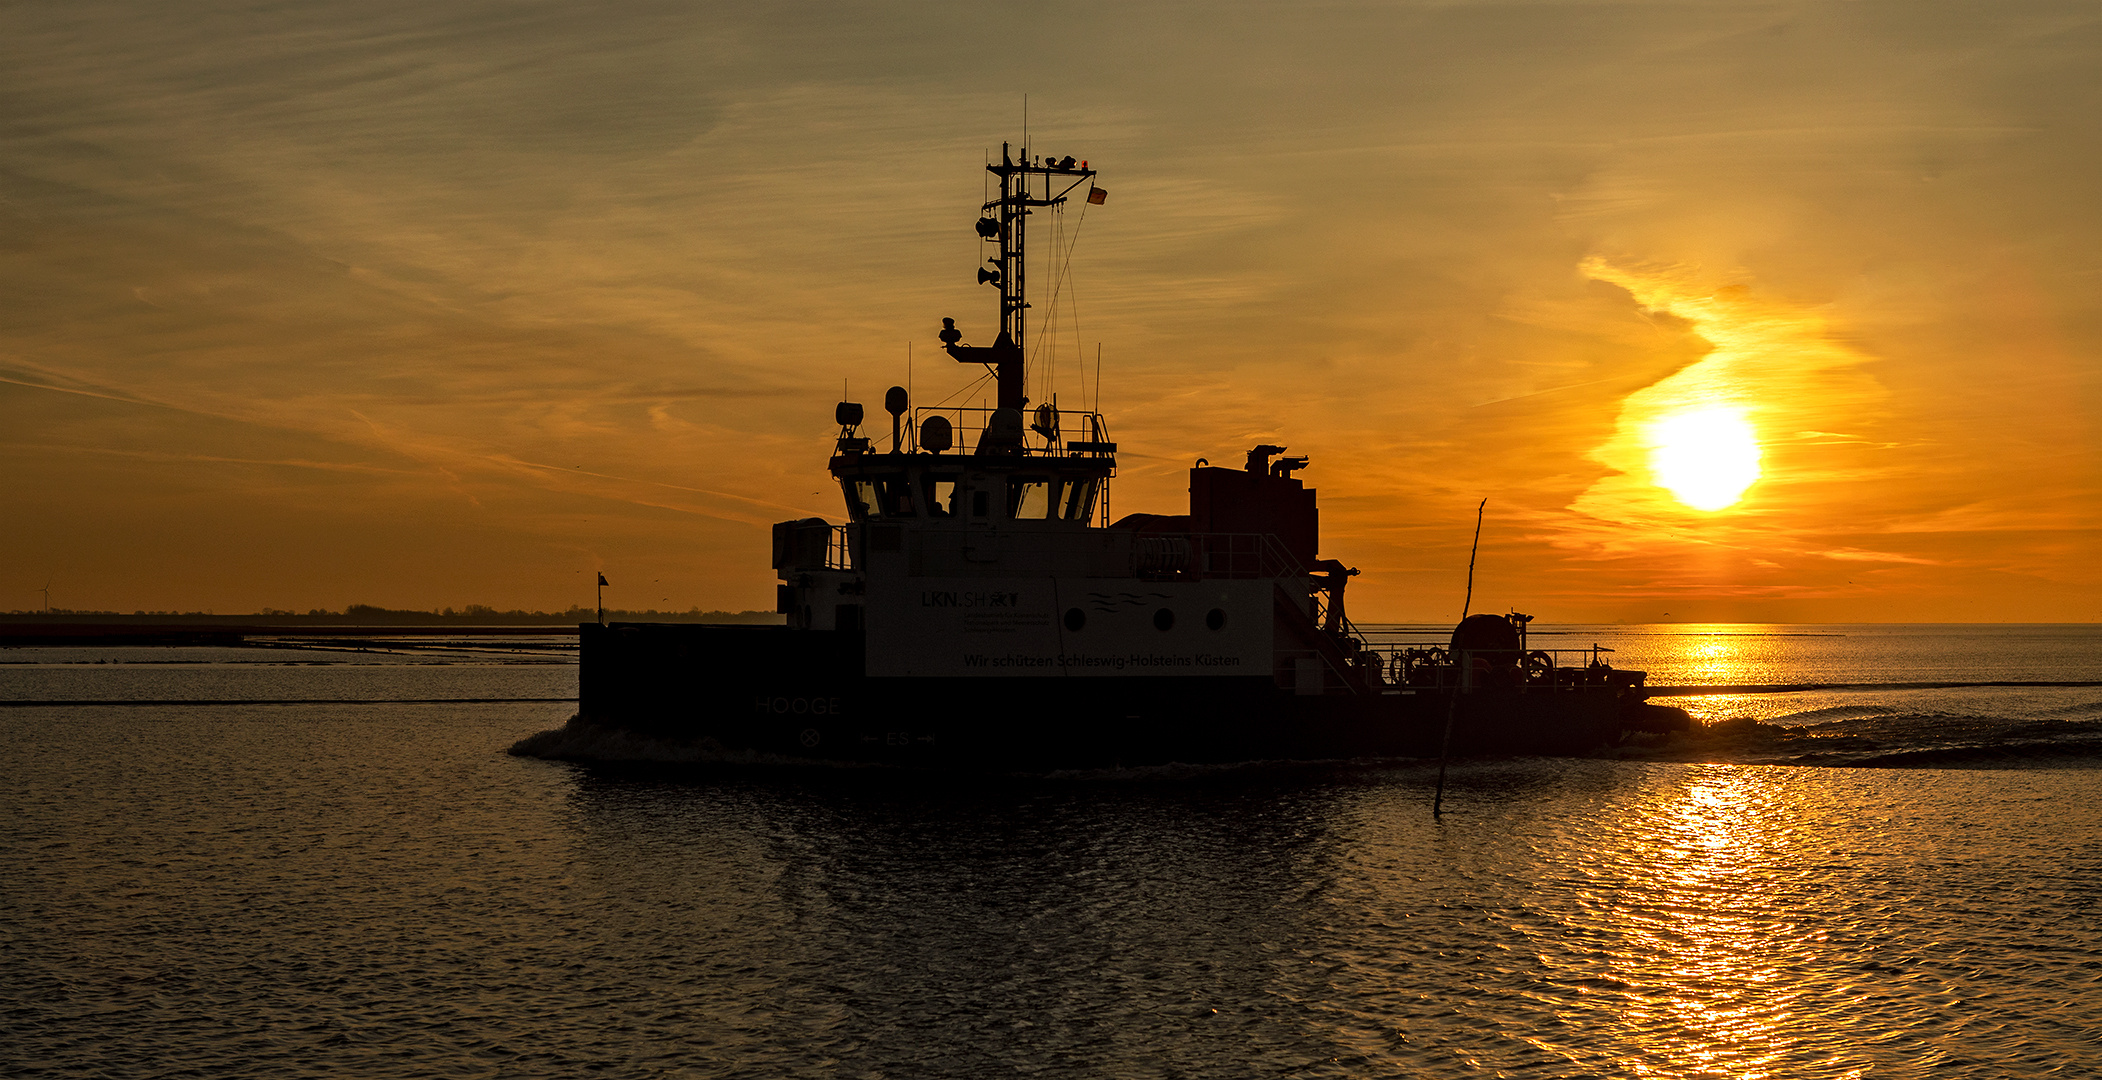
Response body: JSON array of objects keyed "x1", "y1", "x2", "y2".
[{"x1": 1647, "y1": 406, "x2": 1762, "y2": 511}]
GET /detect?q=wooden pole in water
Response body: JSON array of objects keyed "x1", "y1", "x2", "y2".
[
  {"x1": 1436, "y1": 500, "x2": 1487, "y2": 817},
  {"x1": 1460, "y1": 498, "x2": 1485, "y2": 621},
  {"x1": 1433, "y1": 658, "x2": 1464, "y2": 817}
]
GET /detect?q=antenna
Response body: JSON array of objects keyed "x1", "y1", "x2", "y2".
[
  {"x1": 1076, "y1": 334, "x2": 1086, "y2": 412},
  {"x1": 944, "y1": 138, "x2": 1096, "y2": 412},
  {"x1": 1094, "y1": 342, "x2": 1102, "y2": 414}
]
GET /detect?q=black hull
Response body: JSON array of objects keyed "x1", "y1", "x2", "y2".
[{"x1": 575, "y1": 623, "x2": 1655, "y2": 769}]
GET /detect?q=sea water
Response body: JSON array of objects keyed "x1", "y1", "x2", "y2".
[{"x1": 3, "y1": 627, "x2": 2099, "y2": 1077}]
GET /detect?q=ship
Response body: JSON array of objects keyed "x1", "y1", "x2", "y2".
[{"x1": 566, "y1": 145, "x2": 1689, "y2": 768}]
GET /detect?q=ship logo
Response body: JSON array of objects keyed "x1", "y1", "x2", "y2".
[
  {"x1": 1086, "y1": 591, "x2": 1173, "y2": 614},
  {"x1": 921, "y1": 590, "x2": 1022, "y2": 607}
]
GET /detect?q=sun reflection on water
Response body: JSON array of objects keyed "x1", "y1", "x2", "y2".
[
  {"x1": 1599, "y1": 625, "x2": 1790, "y2": 688},
  {"x1": 1610, "y1": 768, "x2": 1811, "y2": 1079},
  {"x1": 1678, "y1": 635, "x2": 1759, "y2": 686},
  {"x1": 1365, "y1": 760, "x2": 2002, "y2": 1078}
]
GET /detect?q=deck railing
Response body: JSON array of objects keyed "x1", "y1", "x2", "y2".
[
  {"x1": 906, "y1": 405, "x2": 1114, "y2": 458},
  {"x1": 1343, "y1": 641, "x2": 1643, "y2": 692},
  {"x1": 1133, "y1": 532, "x2": 1304, "y2": 580}
]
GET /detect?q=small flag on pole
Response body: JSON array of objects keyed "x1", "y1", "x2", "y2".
[
  {"x1": 597, "y1": 573, "x2": 609, "y2": 586},
  {"x1": 1086, "y1": 187, "x2": 1107, "y2": 205}
]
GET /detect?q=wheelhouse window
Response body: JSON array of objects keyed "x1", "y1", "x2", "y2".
[
  {"x1": 1007, "y1": 478, "x2": 1055, "y2": 520},
  {"x1": 845, "y1": 479, "x2": 879, "y2": 520},
  {"x1": 1061, "y1": 478, "x2": 1097, "y2": 522},
  {"x1": 880, "y1": 476, "x2": 915, "y2": 517},
  {"x1": 844, "y1": 474, "x2": 915, "y2": 519},
  {"x1": 921, "y1": 474, "x2": 958, "y2": 518}
]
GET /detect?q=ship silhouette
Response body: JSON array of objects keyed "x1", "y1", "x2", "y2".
[{"x1": 578, "y1": 145, "x2": 1688, "y2": 766}]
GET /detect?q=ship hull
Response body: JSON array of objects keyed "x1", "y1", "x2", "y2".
[{"x1": 576, "y1": 623, "x2": 1640, "y2": 768}]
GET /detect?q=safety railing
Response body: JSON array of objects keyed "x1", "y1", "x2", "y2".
[
  {"x1": 773, "y1": 519, "x2": 856, "y2": 574},
  {"x1": 1133, "y1": 532, "x2": 1305, "y2": 581},
  {"x1": 1345, "y1": 643, "x2": 1644, "y2": 692},
  {"x1": 906, "y1": 405, "x2": 1115, "y2": 458}
]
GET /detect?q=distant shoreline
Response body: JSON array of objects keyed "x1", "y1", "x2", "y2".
[{"x1": 0, "y1": 611, "x2": 781, "y2": 646}]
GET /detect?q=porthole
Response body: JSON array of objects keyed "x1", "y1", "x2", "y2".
[
  {"x1": 1205, "y1": 608, "x2": 1226, "y2": 631},
  {"x1": 1064, "y1": 608, "x2": 1087, "y2": 632},
  {"x1": 1153, "y1": 608, "x2": 1175, "y2": 631}
]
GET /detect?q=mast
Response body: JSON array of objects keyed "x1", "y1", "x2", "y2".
[{"x1": 941, "y1": 143, "x2": 1097, "y2": 412}]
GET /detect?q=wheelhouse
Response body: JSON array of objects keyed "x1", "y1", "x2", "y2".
[{"x1": 830, "y1": 404, "x2": 1116, "y2": 527}]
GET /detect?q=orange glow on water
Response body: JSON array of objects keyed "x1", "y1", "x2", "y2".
[{"x1": 1618, "y1": 769, "x2": 1797, "y2": 1079}]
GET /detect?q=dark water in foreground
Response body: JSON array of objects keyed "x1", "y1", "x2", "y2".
[{"x1": 5, "y1": 628, "x2": 2101, "y2": 1077}]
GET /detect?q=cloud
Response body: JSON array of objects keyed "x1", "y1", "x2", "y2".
[
  {"x1": 1565, "y1": 258, "x2": 1889, "y2": 530},
  {"x1": 3, "y1": 0, "x2": 2100, "y2": 616},
  {"x1": 1813, "y1": 548, "x2": 1942, "y2": 566}
]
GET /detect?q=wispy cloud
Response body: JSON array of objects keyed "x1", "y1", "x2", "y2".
[
  {"x1": 1813, "y1": 548, "x2": 1942, "y2": 566},
  {"x1": 4, "y1": 0, "x2": 2100, "y2": 616}
]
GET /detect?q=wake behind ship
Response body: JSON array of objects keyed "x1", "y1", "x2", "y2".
[{"x1": 566, "y1": 145, "x2": 1686, "y2": 768}]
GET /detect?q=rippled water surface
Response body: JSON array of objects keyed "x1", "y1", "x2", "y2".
[{"x1": 6, "y1": 632, "x2": 2102, "y2": 1077}]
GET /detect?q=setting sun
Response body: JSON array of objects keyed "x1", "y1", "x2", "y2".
[{"x1": 1648, "y1": 407, "x2": 1763, "y2": 511}]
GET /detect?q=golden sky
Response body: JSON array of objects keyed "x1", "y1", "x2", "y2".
[{"x1": 4, "y1": 1, "x2": 2098, "y2": 620}]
